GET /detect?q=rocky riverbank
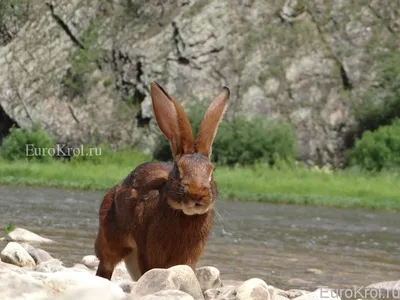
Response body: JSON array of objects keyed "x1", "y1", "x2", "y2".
[{"x1": 1, "y1": 228, "x2": 399, "y2": 300}]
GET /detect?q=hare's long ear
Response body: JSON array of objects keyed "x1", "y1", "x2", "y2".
[
  {"x1": 195, "y1": 87, "x2": 230, "y2": 158},
  {"x1": 150, "y1": 81, "x2": 194, "y2": 160}
]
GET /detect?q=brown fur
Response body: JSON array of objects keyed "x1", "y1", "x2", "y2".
[{"x1": 95, "y1": 82, "x2": 229, "y2": 281}]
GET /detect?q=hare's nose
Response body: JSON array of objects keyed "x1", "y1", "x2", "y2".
[{"x1": 189, "y1": 192, "x2": 208, "y2": 201}]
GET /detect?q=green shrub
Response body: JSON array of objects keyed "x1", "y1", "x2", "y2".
[
  {"x1": 347, "y1": 119, "x2": 400, "y2": 172},
  {"x1": 0, "y1": 123, "x2": 54, "y2": 161},
  {"x1": 353, "y1": 52, "x2": 400, "y2": 133},
  {"x1": 211, "y1": 116, "x2": 296, "y2": 166},
  {"x1": 153, "y1": 103, "x2": 297, "y2": 166}
]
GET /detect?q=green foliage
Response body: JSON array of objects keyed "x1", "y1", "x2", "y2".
[
  {"x1": 62, "y1": 19, "x2": 106, "y2": 98},
  {"x1": 212, "y1": 116, "x2": 296, "y2": 166},
  {"x1": 153, "y1": 102, "x2": 297, "y2": 166},
  {"x1": 69, "y1": 145, "x2": 148, "y2": 166},
  {"x1": 0, "y1": 123, "x2": 54, "y2": 162},
  {"x1": 4, "y1": 223, "x2": 14, "y2": 235},
  {"x1": 0, "y1": 149, "x2": 151, "y2": 190},
  {"x1": 103, "y1": 77, "x2": 113, "y2": 88},
  {"x1": 347, "y1": 119, "x2": 400, "y2": 172},
  {"x1": 353, "y1": 52, "x2": 400, "y2": 133}
]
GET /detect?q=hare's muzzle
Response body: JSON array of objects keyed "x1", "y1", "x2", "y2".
[{"x1": 176, "y1": 198, "x2": 213, "y2": 216}]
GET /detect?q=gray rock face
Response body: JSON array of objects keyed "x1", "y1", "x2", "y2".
[
  {"x1": 0, "y1": 2, "x2": 30, "y2": 46},
  {"x1": 1, "y1": 0, "x2": 398, "y2": 166},
  {"x1": 5, "y1": 228, "x2": 54, "y2": 244},
  {"x1": 1, "y1": 241, "x2": 36, "y2": 268},
  {"x1": 131, "y1": 265, "x2": 204, "y2": 300}
]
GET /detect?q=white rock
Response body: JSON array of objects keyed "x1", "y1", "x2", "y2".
[
  {"x1": 292, "y1": 288, "x2": 341, "y2": 300},
  {"x1": 222, "y1": 280, "x2": 243, "y2": 286},
  {"x1": 0, "y1": 260, "x2": 26, "y2": 273},
  {"x1": 131, "y1": 265, "x2": 204, "y2": 300},
  {"x1": 0, "y1": 267, "x2": 51, "y2": 299},
  {"x1": 236, "y1": 278, "x2": 275, "y2": 300},
  {"x1": 58, "y1": 275, "x2": 125, "y2": 300},
  {"x1": 204, "y1": 285, "x2": 236, "y2": 300},
  {"x1": 21, "y1": 243, "x2": 54, "y2": 264},
  {"x1": 42, "y1": 271, "x2": 117, "y2": 294},
  {"x1": 6, "y1": 228, "x2": 54, "y2": 244},
  {"x1": 68, "y1": 263, "x2": 90, "y2": 272},
  {"x1": 195, "y1": 267, "x2": 222, "y2": 292},
  {"x1": 34, "y1": 258, "x2": 65, "y2": 273},
  {"x1": 1, "y1": 242, "x2": 36, "y2": 268},
  {"x1": 281, "y1": 289, "x2": 310, "y2": 299},
  {"x1": 81, "y1": 254, "x2": 99, "y2": 269},
  {"x1": 34, "y1": 248, "x2": 54, "y2": 262},
  {"x1": 29, "y1": 271, "x2": 52, "y2": 281},
  {"x1": 139, "y1": 290, "x2": 195, "y2": 300},
  {"x1": 111, "y1": 261, "x2": 132, "y2": 281},
  {"x1": 118, "y1": 280, "x2": 136, "y2": 293}
]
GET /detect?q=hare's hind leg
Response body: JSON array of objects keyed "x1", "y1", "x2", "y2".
[{"x1": 124, "y1": 247, "x2": 142, "y2": 281}]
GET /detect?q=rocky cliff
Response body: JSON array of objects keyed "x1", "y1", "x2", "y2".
[{"x1": 0, "y1": 0, "x2": 399, "y2": 166}]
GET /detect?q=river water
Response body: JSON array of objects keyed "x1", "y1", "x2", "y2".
[{"x1": 0, "y1": 185, "x2": 399, "y2": 291}]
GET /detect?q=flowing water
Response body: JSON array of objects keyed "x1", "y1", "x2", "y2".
[{"x1": 0, "y1": 185, "x2": 399, "y2": 291}]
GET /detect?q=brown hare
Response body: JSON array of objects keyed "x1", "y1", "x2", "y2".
[{"x1": 94, "y1": 81, "x2": 230, "y2": 281}]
